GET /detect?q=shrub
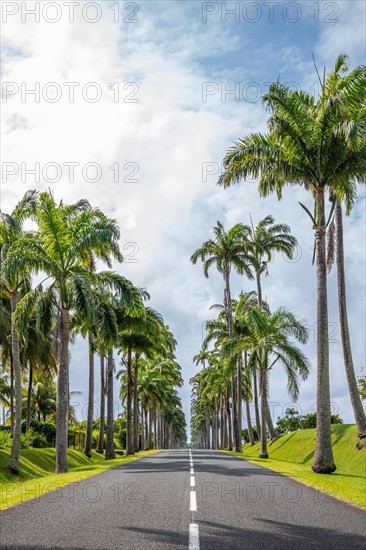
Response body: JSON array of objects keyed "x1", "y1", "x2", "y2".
[
  {"x1": 26, "y1": 428, "x2": 48, "y2": 448},
  {"x1": 20, "y1": 433, "x2": 29, "y2": 449},
  {"x1": 28, "y1": 420, "x2": 56, "y2": 445},
  {"x1": 0, "y1": 430, "x2": 12, "y2": 449}
]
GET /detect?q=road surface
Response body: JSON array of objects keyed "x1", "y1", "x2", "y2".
[{"x1": 1, "y1": 449, "x2": 365, "y2": 549}]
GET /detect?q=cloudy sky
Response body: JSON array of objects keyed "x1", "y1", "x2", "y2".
[{"x1": 1, "y1": 0, "x2": 365, "y2": 435}]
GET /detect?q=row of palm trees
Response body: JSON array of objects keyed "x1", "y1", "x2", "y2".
[
  {"x1": 190, "y1": 54, "x2": 366, "y2": 473},
  {"x1": 190, "y1": 217, "x2": 310, "y2": 459},
  {"x1": 119, "y1": 355, "x2": 186, "y2": 452},
  {"x1": 0, "y1": 190, "x2": 186, "y2": 474}
]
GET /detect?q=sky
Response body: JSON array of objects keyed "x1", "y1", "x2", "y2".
[{"x1": 1, "y1": 0, "x2": 366, "y2": 437}]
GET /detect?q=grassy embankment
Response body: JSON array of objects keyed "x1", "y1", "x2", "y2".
[
  {"x1": 225, "y1": 424, "x2": 366, "y2": 509},
  {"x1": 0, "y1": 448, "x2": 159, "y2": 510}
]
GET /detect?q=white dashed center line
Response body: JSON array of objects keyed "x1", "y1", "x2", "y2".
[
  {"x1": 188, "y1": 450, "x2": 200, "y2": 548},
  {"x1": 189, "y1": 523, "x2": 200, "y2": 550}
]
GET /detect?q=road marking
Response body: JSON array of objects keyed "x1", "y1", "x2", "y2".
[
  {"x1": 190, "y1": 467, "x2": 194, "y2": 475},
  {"x1": 190, "y1": 461, "x2": 194, "y2": 467},
  {"x1": 190, "y1": 476, "x2": 195, "y2": 487},
  {"x1": 189, "y1": 523, "x2": 200, "y2": 550},
  {"x1": 190, "y1": 491, "x2": 197, "y2": 511}
]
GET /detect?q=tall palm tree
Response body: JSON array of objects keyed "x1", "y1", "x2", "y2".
[
  {"x1": 131, "y1": 307, "x2": 167, "y2": 452},
  {"x1": 80, "y1": 211, "x2": 122, "y2": 459},
  {"x1": 332, "y1": 199, "x2": 366, "y2": 445},
  {"x1": 95, "y1": 352, "x2": 106, "y2": 454},
  {"x1": 191, "y1": 221, "x2": 252, "y2": 452},
  {"x1": 19, "y1": 316, "x2": 56, "y2": 432},
  {"x1": 220, "y1": 54, "x2": 366, "y2": 472},
  {"x1": 322, "y1": 56, "x2": 366, "y2": 446},
  {"x1": 240, "y1": 212, "x2": 298, "y2": 441},
  {"x1": 0, "y1": 190, "x2": 38, "y2": 473},
  {"x1": 243, "y1": 307, "x2": 310, "y2": 458}
]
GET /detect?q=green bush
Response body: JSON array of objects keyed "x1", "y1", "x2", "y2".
[
  {"x1": 28, "y1": 420, "x2": 56, "y2": 445},
  {"x1": 20, "y1": 433, "x2": 29, "y2": 449},
  {"x1": 0, "y1": 430, "x2": 12, "y2": 449},
  {"x1": 25, "y1": 428, "x2": 48, "y2": 448}
]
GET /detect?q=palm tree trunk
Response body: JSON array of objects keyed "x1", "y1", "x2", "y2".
[
  {"x1": 148, "y1": 402, "x2": 153, "y2": 449},
  {"x1": 55, "y1": 306, "x2": 70, "y2": 473},
  {"x1": 10, "y1": 355, "x2": 14, "y2": 435},
  {"x1": 157, "y1": 410, "x2": 161, "y2": 449},
  {"x1": 206, "y1": 416, "x2": 211, "y2": 449},
  {"x1": 140, "y1": 405, "x2": 144, "y2": 450},
  {"x1": 105, "y1": 350, "x2": 116, "y2": 460},
  {"x1": 153, "y1": 407, "x2": 157, "y2": 449},
  {"x1": 256, "y1": 270, "x2": 263, "y2": 309},
  {"x1": 253, "y1": 369, "x2": 261, "y2": 439},
  {"x1": 231, "y1": 370, "x2": 241, "y2": 452},
  {"x1": 227, "y1": 397, "x2": 232, "y2": 450},
  {"x1": 143, "y1": 408, "x2": 148, "y2": 450},
  {"x1": 222, "y1": 395, "x2": 228, "y2": 449},
  {"x1": 264, "y1": 393, "x2": 277, "y2": 440},
  {"x1": 259, "y1": 365, "x2": 268, "y2": 458},
  {"x1": 335, "y1": 200, "x2": 366, "y2": 446},
  {"x1": 133, "y1": 354, "x2": 139, "y2": 452},
  {"x1": 96, "y1": 354, "x2": 105, "y2": 454},
  {"x1": 224, "y1": 271, "x2": 240, "y2": 452},
  {"x1": 217, "y1": 398, "x2": 220, "y2": 449},
  {"x1": 8, "y1": 292, "x2": 22, "y2": 474},
  {"x1": 84, "y1": 332, "x2": 94, "y2": 458},
  {"x1": 237, "y1": 358, "x2": 242, "y2": 450},
  {"x1": 126, "y1": 348, "x2": 134, "y2": 455},
  {"x1": 312, "y1": 219, "x2": 336, "y2": 474},
  {"x1": 26, "y1": 362, "x2": 33, "y2": 433},
  {"x1": 245, "y1": 397, "x2": 255, "y2": 446},
  {"x1": 212, "y1": 401, "x2": 217, "y2": 449},
  {"x1": 244, "y1": 352, "x2": 255, "y2": 446}
]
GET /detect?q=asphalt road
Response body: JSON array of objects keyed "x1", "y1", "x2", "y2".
[{"x1": 0, "y1": 449, "x2": 365, "y2": 549}]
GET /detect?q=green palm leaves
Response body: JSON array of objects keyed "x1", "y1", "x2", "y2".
[{"x1": 190, "y1": 221, "x2": 253, "y2": 280}]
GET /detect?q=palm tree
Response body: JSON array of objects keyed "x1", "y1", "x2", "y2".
[
  {"x1": 193, "y1": 349, "x2": 212, "y2": 447},
  {"x1": 27, "y1": 374, "x2": 56, "y2": 422},
  {"x1": 80, "y1": 211, "x2": 122, "y2": 459},
  {"x1": 0, "y1": 190, "x2": 38, "y2": 473},
  {"x1": 219, "y1": 54, "x2": 366, "y2": 472},
  {"x1": 240, "y1": 213, "x2": 298, "y2": 441},
  {"x1": 191, "y1": 221, "x2": 252, "y2": 452},
  {"x1": 322, "y1": 57, "x2": 366, "y2": 446},
  {"x1": 137, "y1": 360, "x2": 165, "y2": 450},
  {"x1": 244, "y1": 307, "x2": 310, "y2": 458},
  {"x1": 95, "y1": 352, "x2": 106, "y2": 454},
  {"x1": 94, "y1": 284, "x2": 143, "y2": 460},
  {"x1": 131, "y1": 307, "x2": 167, "y2": 452},
  {"x1": 332, "y1": 199, "x2": 366, "y2": 445},
  {"x1": 234, "y1": 291, "x2": 258, "y2": 446},
  {"x1": 19, "y1": 316, "x2": 56, "y2": 431}
]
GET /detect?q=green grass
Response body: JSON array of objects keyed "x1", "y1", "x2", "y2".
[
  {"x1": 224, "y1": 424, "x2": 366, "y2": 509},
  {"x1": 0, "y1": 448, "x2": 159, "y2": 510}
]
